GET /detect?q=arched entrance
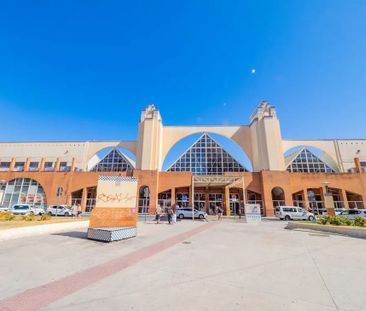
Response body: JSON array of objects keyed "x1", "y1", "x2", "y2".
[
  {"x1": 272, "y1": 187, "x2": 285, "y2": 212},
  {"x1": 139, "y1": 186, "x2": 150, "y2": 214}
]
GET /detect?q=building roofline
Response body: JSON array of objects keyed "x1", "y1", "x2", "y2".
[
  {"x1": 0, "y1": 140, "x2": 137, "y2": 144},
  {"x1": 283, "y1": 138, "x2": 366, "y2": 141}
]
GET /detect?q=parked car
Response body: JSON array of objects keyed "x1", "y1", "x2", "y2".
[
  {"x1": 46, "y1": 205, "x2": 72, "y2": 216},
  {"x1": 176, "y1": 208, "x2": 208, "y2": 219},
  {"x1": 0, "y1": 206, "x2": 10, "y2": 212},
  {"x1": 10, "y1": 204, "x2": 45, "y2": 216},
  {"x1": 275, "y1": 206, "x2": 315, "y2": 221},
  {"x1": 335, "y1": 208, "x2": 347, "y2": 215},
  {"x1": 339, "y1": 209, "x2": 366, "y2": 220}
]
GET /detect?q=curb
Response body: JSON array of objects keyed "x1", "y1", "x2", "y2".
[
  {"x1": 286, "y1": 222, "x2": 366, "y2": 239},
  {"x1": 0, "y1": 221, "x2": 89, "y2": 242}
]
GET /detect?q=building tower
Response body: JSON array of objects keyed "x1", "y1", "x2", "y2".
[
  {"x1": 136, "y1": 104, "x2": 163, "y2": 170},
  {"x1": 249, "y1": 101, "x2": 285, "y2": 171}
]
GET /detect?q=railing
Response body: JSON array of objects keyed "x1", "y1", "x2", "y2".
[
  {"x1": 71, "y1": 198, "x2": 82, "y2": 206},
  {"x1": 293, "y1": 200, "x2": 304, "y2": 208},
  {"x1": 272, "y1": 200, "x2": 286, "y2": 207},
  {"x1": 309, "y1": 201, "x2": 325, "y2": 215},
  {"x1": 333, "y1": 201, "x2": 344, "y2": 209},
  {"x1": 348, "y1": 201, "x2": 364, "y2": 209}
]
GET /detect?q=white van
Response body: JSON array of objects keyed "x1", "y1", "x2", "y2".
[
  {"x1": 275, "y1": 206, "x2": 315, "y2": 221},
  {"x1": 10, "y1": 204, "x2": 45, "y2": 216}
]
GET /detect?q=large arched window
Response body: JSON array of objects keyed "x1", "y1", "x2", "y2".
[
  {"x1": 164, "y1": 133, "x2": 251, "y2": 175},
  {"x1": 285, "y1": 147, "x2": 337, "y2": 173},
  {"x1": 87, "y1": 147, "x2": 136, "y2": 172},
  {"x1": 0, "y1": 178, "x2": 47, "y2": 209}
]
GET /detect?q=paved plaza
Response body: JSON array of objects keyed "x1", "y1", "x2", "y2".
[{"x1": 0, "y1": 220, "x2": 366, "y2": 311}]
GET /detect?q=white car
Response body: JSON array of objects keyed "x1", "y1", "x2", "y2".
[
  {"x1": 46, "y1": 205, "x2": 73, "y2": 216},
  {"x1": 0, "y1": 206, "x2": 10, "y2": 212},
  {"x1": 10, "y1": 204, "x2": 45, "y2": 216},
  {"x1": 275, "y1": 206, "x2": 315, "y2": 221},
  {"x1": 339, "y1": 209, "x2": 366, "y2": 220},
  {"x1": 176, "y1": 208, "x2": 208, "y2": 219}
]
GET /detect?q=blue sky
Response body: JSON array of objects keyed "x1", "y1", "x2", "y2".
[{"x1": 1, "y1": 1, "x2": 365, "y2": 168}]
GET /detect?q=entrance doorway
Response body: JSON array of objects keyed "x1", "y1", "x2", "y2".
[
  {"x1": 230, "y1": 193, "x2": 240, "y2": 215},
  {"x1": 194, "y1": 193, "x2": 206, "y2": 211},
  {"x1": 208, "y1": 193, "x2": 222, "y2": 215}
]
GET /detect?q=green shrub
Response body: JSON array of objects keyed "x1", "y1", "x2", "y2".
[
  {"x1": 328, "y1": 216, "x2": 343, "y2": 226},
  {"x1": 354, "y1": 217, "x2": 365, "y2": 227},
  {"x1": 317, "y1": 216, "x2": 329, "y2": 225},
  {"x1": 23, "y1": 214, "x2": 35, "y2": 221},
  {"x1": 339, "y1": 217, "x2": 352, "y2": 226},
  {"x1": 1, "y1": 212, "x2": 15, "y2": 221},
  {"x1": 39, "y1": 214, "x2": 51, "y2": 221}
]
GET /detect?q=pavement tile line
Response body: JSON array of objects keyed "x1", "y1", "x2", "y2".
[{"x1": 0, "y1": 222, "x2": 217, "y2": 311}]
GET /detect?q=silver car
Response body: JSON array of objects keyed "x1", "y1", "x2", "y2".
[
  {"x1": 11, "y1": 204, "x2": 45, "y2": 216},
  {"x1": 275, "y1": 206, "x2": 315, "y2": 221},
  {"x1": 339, "y1": 209, "x2": 366, "y2": 220},
  {"x1": 46, "y1": 205, "x2": 73, "y2": 216},
  {"x1": 176, "y1": 208, "x2": 208, "y2": 219}
]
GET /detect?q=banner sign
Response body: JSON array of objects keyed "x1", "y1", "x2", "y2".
[
  {"x1": 89, "y1": 176, "x2": 138, "y2": 229},
  {"x1": 96, "y1": 176, "x2": 137, "y2": 208},
  {"x1": 244, "y1": 204, "x2": 262, "y2": 223}
]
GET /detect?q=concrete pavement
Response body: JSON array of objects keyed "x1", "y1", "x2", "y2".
[{"x1": 0, "y1": 220, "x2": 365, "y2": 310}]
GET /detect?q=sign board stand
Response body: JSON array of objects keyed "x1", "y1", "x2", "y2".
[
  {"x1": 244, "y1": 204, "x2": 262, "y2": 223},
  {"x1": 87, "y1": 176, "x2": 138, "y2": 242}
]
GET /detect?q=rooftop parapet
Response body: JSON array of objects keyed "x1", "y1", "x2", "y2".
[
  {"x1": 250, "y1": 100, "x2": 277, "y2": 123},
  {"x1": 140, "y1": 104, "x2": 162, "y2": 122}
]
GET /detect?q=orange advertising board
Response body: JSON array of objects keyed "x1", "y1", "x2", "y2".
[{"x1": 89, "y1": 176, "x2": 138, "y2": 229}]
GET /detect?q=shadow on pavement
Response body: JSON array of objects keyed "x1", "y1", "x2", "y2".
[{"x1": 52, "y1": 231, "x2": 88, "y2": 239}]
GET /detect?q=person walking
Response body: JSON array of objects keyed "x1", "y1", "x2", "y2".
[
  {"x1": 156, "y1": 205, "x2": 162, "y2": 224},
  {"x1": 217, "y1": 205, "x2": 223, "y2": 221},
  {"x1": 77, "y1": 204, "x2": 82, "y2": 217},
  {"x1": 72, "y1": 204, "x2": 78, "y2": 217},
  {"x1": 167, "y1": 206, "x2": 173, "y2": 224},
  {"x1": 172, "y1": 205, "x2": 177, "y2": 224},
  {"x1": 71, "y1": 204, "x2": 77, "y2": 217}
]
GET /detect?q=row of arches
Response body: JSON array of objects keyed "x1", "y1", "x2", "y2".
[{"x1": 89, "y1": 133, "x2": 339, "y2": 173}]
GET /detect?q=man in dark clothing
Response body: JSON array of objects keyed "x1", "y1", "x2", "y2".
[{"x1": 167, "y1": 206, "x2": 173, "y2": 224}]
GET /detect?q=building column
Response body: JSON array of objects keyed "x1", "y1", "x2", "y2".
[
  {"x1": 302, "y1": 189, "x2": 310, "y2": 210},
  {"x1": 9, "y1": 158, "x2": 16, "y2": 171},
  {"x1": 24, "y1": 158, "x2": 30, "y2": 172},
  {"x1": 205, "y1": 190, "x2": 210, "y2": 214},
  {"x1": 39, "y1": 158, "x2": 45, "y2": 171},
  {"x1": 171, "y1": 187, "x2": 176, "y2": 208},
  {"x1": 354, "y1": 157, "x2": 362, "y2": 173},
  {"x1": 284, "y1": 189, "x2": 293, "y2": 206},
  {"x1": 54, "y1": 158, "x2": 61, "y2": 171},
  {"x1": 262, "y1": 188, "x2": 274, "y2": 217},
  {"x1": 339, "y1": 188, "x2": 348, "y2": 209},
  {"x1": 70, "y1": 158, "x2": 76, "y2": 172},
  {"x1": 189, "y1": 185, "x2": 193, "y2": 207},
  {"x1": 81, "y1": 188, "x2": 88, "y2": 212},
  {"x1": 224, "y1": 186, "x2": 230, "y2": 216}
]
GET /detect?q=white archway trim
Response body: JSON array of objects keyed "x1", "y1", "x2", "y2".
[
  {"x1": 282, "y1": 140, "x2": 340, "y2": 172},
  {"x1": 84, "y1": 141, "x2": 137, "y2": 170},
  {"x1": 161, "y1": 125, "x2": 252, "y2": 170}
]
